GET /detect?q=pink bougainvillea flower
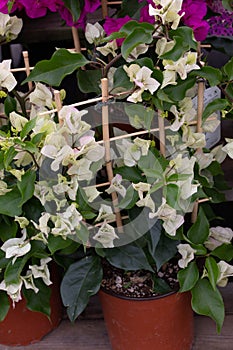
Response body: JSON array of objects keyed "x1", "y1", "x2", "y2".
[
  {"x1": 0, "y1": 0, "x2": 21, "y2": 13},
  {"x1": 140, "y1": 5, "x2": 155, "y2": 24},
  {"x1": 57, "y1": 0, "x2": 101, "y2": 29},
  {"x1": 16, "y1": 0, "x2": 58, "y2": 18},
  {"x1": 103, "y1": 16, "x2": 132, "y2": 45},
  {"x1": 181, "y1": 0, "x2": 210, "y2": 41}
]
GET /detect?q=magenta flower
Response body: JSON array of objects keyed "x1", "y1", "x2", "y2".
[
  {"x1": 140, "y1": 5, "x2": 155, "y2": 24},
  {"x1": 181, "y1": 0, "x2": 210, "y2": 41},
  {"x1": 16, "y1": 0, "x2": 58, "y2": 18},
  {"x1": 103, "y1": 16, "x2": 132, "y2": 45},
  {"x1": 57, "y1": 0, "x2": 101, "y2": 29}
]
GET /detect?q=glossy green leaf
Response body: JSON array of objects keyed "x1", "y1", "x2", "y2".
[
  {"x1": 178, "y1": 261, "x2": 199, "y2": 292},
  {"x1": 0, "y1": 291, "x2": 10, "y2": 321},
  {"x1": 161, "y1": 76, "x2": 196, "y2": 101},
  {"x1": 205, "y1": 256, "x2": 219, "y2": 291},
  {"x1": 148, "y1": 220, "x2": 162, "y2": 258},
  {"x1": 164, "y1": 183, "x2": 179, "y2": 208},
  {"x1": 0, "y1": 187, "x2": 22, "y2": 216},
  {"x1": 191, "y1": 278, "x2": 224, "y2": 333},
  {"x1": 17, "y1": 170, "x2": 36, "y2": 206},
  {"x1": 160, "y1": 35, "x2": 189, "y2": 61},
  {"x1": 24, "y1": 49, "x2": 90, "y2": 87},
  {"x1": 4, "y1": 146, "x2": 17, "y2": 169},
  {"x1": 115, "y1": 166, "x2": 144, "y2": 182},
  {"x1": 211, "y1": 244, "x2": 233, "y2": 262},
  {"x1": 4, "y1": 95, "x2": 16, "y2": 117},
  {"x1": 24, "y1": 279, "x2": 51, "y2": 317},
  {"x1": 112, "y1": 66, "x2": 134, "y2": 93},
  {"x1": 0, "y1": 218, "x2": 17, "y2": 242},
  {"x1": 121, "y1": 20, "x2": 154, "y2": 35},
  {"x1": 121, "y1": 27, "x2": 153, "y2": 60},
  {"x1": 151, "y1": 233, "x2": 179, "y2": 270},
  {"x1": 167, "y1": 173, "x2": 191, "y2": 182},
  {"x1": 169, "y1": 27, "x2": 197, "y2": 51},
  {"x1": 61, "y1": 255, "x2": 103, "y2": 322},
  {"x1": 190, "y1": 66, "x2": 222, "y2": 86},
  {"x1": 152, "y1": 276, "x2": 172, "y2": 294},
  {"x1": 20, "y1": 118, "x2": 36, "y2": 140},
  {"x1": 48, "y1": 235, "x2": 72, "y2": 254},
  {"x1": 118, "y1": 185, "x2": 138, "y2": 209},
  {"x1": 223, "y1": 56, "x2": 233, "y2": 80},
  {"x1": 63, "y1": 0, "x2": 84, "y2": 22},
  {"x1": 77, "y1": 69, "x2": 102, "y2": 94},
  {"x1": 202, "y1": 98, "x2": 229, "y2": 122},
  {"x1": 105, "y1": 244, "x2": 154, "y2": 272},
  {"x1": 124, "y1": 103, "x2": 154, "y2": 130},
  {"x1": 187, "y1": 207, "x2": 209, "y2": 245}
]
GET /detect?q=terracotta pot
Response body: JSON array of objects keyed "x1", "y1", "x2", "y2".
[
  {"x1": 0, "y1": 267, "x2": 63, "y2": 346},
  {"x1": 99, "y1": 289, "x2": 193, "y2": 350}
]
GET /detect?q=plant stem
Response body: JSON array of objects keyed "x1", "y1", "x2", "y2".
[{"x1": 103, "y1": 53, "x2": 122, "y2": 78}]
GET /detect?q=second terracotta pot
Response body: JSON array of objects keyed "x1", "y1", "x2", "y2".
[{"x1": 99, "y1": 289, "x2": 193, "y2": 350}]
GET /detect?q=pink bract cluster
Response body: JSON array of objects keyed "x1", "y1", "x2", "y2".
[{"x1": 0, "y1": 0, "x2": 101, "y2": 29}]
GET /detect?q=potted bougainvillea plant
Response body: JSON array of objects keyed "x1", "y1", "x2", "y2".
[{"x1": 0, "y1": 0, "x2": 233, "y2": 349}]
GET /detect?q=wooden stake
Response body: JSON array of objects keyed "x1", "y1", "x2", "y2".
[
  {"x1": 54, "y1": 90, "x2": 63, "y2": 124},
  {"x1": 101, "y1": 0, "x2": 108, "y2": 18},
  {"x1": 71, "y1": 27, "x2": 81, "y2": 53},
  {"x1": 158, "y1": 110, "x2": 166, "y2": 157},
  {"x1": 22, "y1": 51, "x2": 33, "y2": 90},
  {"x1": 101, "y1": 78, "x2": 123, "y2": 233}
]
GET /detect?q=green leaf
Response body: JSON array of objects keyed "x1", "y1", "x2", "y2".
[
  {"x1": 169, "y1": 27, "x2": 197, "y2": 51},
  {"x1": 160, "y1": 35, "x2": 189, "y2": 61},
  {"x1": 151, "y1": 233, "x2": 179, "y2": 270},
  {"x1": 161, "y1": 76, "x2": 196, "y2": 101},
  {"x1": 164, "y1": 183, "x2": 179, "y2": 208},
  {"x1": 121, "y1": 20, "x2": 154, "y2": 35},
  {"x1": 0, "y1": 291, "x2": 10, "y2": 321},
  {"x1": 118, "y1": 0, "x2": 146, "y2": 18},
  {"x1": 205, "y1": 256, "x2": 219, "y2": 291},
  {"x1": 74, "y1": 222, "x2": 89, "y2": 245},
  {"x1": 211, "y1": 244, "x2": 233, "y2": 262},
  {"x1": 0, "y1": 218, "x2": 17, "y2": 241},
  {"x1": 202, "y1": 98, "x2": 229, "y2": 122},
  {"x1": 222, "y1": 0, "x2": 233, "y2": 11},
  {"x1": 61, "y1": 255, "x2": 103, "y2": 322},
  {"x1": 4, "y1": 146, "x2": 17, "y2": 169},
  {"x1": 24, "y1": 280, "x2": 51, "y2": 317},
  {"x1": 48, "y1": 235, "x2": 72, "y2": 254},
  {"x1": 142, "y1": 168, "x2": 163, "y2": 179},
  {"x1": 112, "y1": 66, "x2": 134, "y2": 93},
  {"x1": 0, "y1": 187, "x2": 22, "y2": 216},
  {"x1": 148, "y1": 220, "x2": 162, "y2": 258},
  {"x1": 77, "y1": 69, "x2": 102, "y2": 94},
  {"x1": 17, "y1": 170, "x2": 36, "y2": 206},
  {"x1": 152, "y1": 276, "x2": 172, "y2": 294},
  {"x1": 115, "y1": 166, "x2": 144, "y2": 182},
  {"x1": 121, "y1": 27, "x2": 153, "y2": 60},
  {"x1": 190, "y1": 66, "x2": 222, "y2": 86},
  {"x1": 24, "y1": 49, "x2": 90, "y2": 87},
  {"x1": 105, "y1": 244, "x2": 154, "y2": 272},
  {"x1": 167, "y1": 173, "x2": 191, "y2": 182},
  {"x1": 124, "y1": 103, "x2": 154, "y2": 130},
  {"x1": 178, "y1": 261, "x2": 199, "y2": 292},
  {"x1": 191, "y1": 278, "x2": 224, "y2": 333},
  {"x1": 118, "y1": 185, "x2": 138, "y2": 209},
  {"x1": 4, "y1": 95, "x2": 16, "y2": 117},
  {"x1": 187, "y1": 207, "x2": 209, "y2": 245},
  {"x1": 62, "y1": 0, "x2": 84, "y2": 22},
  {"x1": 4, "y1": 256, "x2": 28, "y2": 284},
  {"x1": 20, "y1": 118, "x2": 36, "y2": 140},
  {"x1": 223, "y1": 56, "x2": 233, "y2": 80}
]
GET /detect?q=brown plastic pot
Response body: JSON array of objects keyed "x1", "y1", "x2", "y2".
[
  {"x1": 99, "y1": 289, "x2": 193, "y2": 350},
  {"x1": 0, "y1": 266, "x2": 63, "y2": 346}
]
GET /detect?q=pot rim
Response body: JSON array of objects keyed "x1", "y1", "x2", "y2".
[{"x1": 99, "y1": 286, "x2": 179, "y2": 301}]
